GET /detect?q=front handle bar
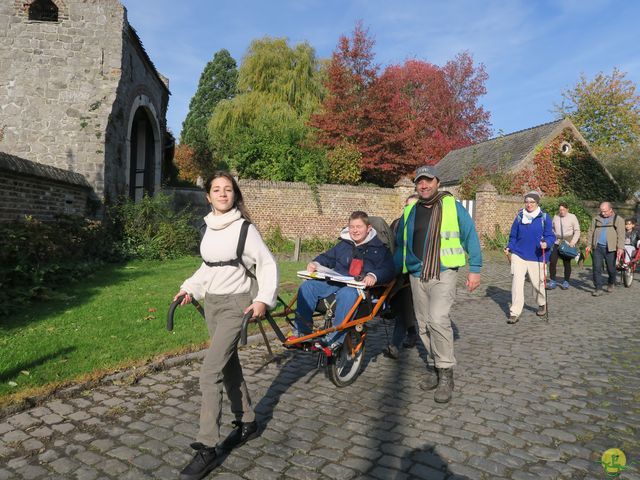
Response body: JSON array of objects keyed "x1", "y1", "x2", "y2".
[
  {"x1": 166, "y1": 294, "x2": 205, "y2": 331},
  {"x1": 239, "y1": 309, "x2": 254, "y2": 346}
]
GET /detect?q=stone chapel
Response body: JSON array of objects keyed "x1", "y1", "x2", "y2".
[{"x1": 0, "y1": 0, "x2": 171, "y2": 203}]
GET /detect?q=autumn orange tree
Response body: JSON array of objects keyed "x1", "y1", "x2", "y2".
[
  {"x1": 173, "y1": 144, "x2": 200, "y2": 184},
  {"x1": 311, "y1": 23, "x2": 490, "y2": 185}
]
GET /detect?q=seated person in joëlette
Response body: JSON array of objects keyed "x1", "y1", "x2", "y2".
[{"x1": 289, "y1": 211, "x2": 396, "y2": 349}]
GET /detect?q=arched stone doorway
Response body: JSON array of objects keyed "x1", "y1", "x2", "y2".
[{"x1": 126, "y1": 94, "x2": 161, "y2": 201}]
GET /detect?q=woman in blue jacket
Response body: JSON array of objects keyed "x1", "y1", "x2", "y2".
[{"x1": 504, "y1": 191, "x2": 556, "y2": 324}]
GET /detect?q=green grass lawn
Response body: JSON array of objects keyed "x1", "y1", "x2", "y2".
[{"x1": 0, "y1": 257, "x2": 306, "y2": 404}]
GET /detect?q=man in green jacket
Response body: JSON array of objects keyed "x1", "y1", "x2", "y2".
[
  {"x1": 586, "y1": 202, "x2": 625, "y2": 296},
  {"x1": 394, "y1": 165, "x2": 482, "y2": 403}
]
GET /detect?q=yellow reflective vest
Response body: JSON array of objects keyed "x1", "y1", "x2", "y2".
[{"x1": 402, "y1": 195, "x2": 466, "y2": 273}]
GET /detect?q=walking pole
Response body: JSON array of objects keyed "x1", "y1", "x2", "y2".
[
  {"x1": 503, "y1": 247, "x2": 511, "y2": 264},
  {"x1": 542, "y1": 243, "x2": 549, "y2": 320}
]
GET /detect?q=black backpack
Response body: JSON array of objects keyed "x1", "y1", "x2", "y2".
[
  {"x1": 200, "y1": 220, "x2": 255, "y2": 279},
  {"x1": 368, "y1": 216, "x2": 395, "y2": 254}
]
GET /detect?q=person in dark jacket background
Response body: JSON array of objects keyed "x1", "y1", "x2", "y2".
[
  {"x1": 623, "y1": 218, "x2": 640, "y2": 264},
  {"x1": 291, "y1": 211, "x2": 395, "y2": 348}
]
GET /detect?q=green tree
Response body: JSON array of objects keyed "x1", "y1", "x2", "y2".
[
  {"x1": 208, "y1": 37, "x2": 327, "y2": 183},
  {"x1": 555, "y1": 68, "x2": 640, "y2": 155},
  {"x1": 327, "y1": 142, "x2": 362, "y2": 184},
  {"x1": 599, "y1": 143, "x2": 640, "y2": 199},
  {"x1": 179, "y1": 49, "x2": 237, "y2": 177},
  {"x1": 555, "y1": 68, "x2": 640, "y2": 198}
]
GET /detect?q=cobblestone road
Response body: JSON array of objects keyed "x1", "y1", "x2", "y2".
[{"x1": 1, "y1": 258, "x2": 639, "y2": 479}]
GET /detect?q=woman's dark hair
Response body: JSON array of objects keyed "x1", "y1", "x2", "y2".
[
  {"x1": 626, "y1": 218, "x2": 637, "y2": 225},
  {"x1": 204, "y1": 171, "x2": 252, "y2": 222},
  {"x1": 558, "y1": 202, "x2": 569, "y2": 209}
]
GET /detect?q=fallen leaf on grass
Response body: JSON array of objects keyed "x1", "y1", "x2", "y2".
[
  {"x1": 20, "y1": 370, "x2": 30, "y2": 376},
  {"x1": 148, "y1": 308, "x2": 157, "y2": 313},
  {"x1": 144, "y1": 315, "x2": 156, "y2": 321}
]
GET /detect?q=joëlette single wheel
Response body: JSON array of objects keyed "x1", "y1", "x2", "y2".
[{"x1": 327, "y1": 329, "x2": 365, "y2": 387}]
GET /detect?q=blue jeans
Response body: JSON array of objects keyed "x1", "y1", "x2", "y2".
[
  {"x1": 295, "y1": 280, "x2": 360, "y2": 344},
  {"x1": 592, "y1": 244, "x2": 616, "y2": 290}
]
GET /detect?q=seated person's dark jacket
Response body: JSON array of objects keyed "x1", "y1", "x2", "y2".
[
  {"x1": 313, "y1": 228, "x2": 396, "y2": 285},
  {"x1": 627, "y1": 229, "x2": 640, "y2": 248}
]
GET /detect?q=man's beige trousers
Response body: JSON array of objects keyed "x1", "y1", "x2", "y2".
[{"x1": 409, "y1": 269, "x2": 457, "y2": 369}]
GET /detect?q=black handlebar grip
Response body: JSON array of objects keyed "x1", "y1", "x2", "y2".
[
  {"x1": 239, "y1": 309, "x2": 254, "y2": 346},
  {"x1": 167, "y1": 294, "x2": 185, "y2": 331}
]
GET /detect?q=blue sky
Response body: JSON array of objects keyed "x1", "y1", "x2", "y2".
[{"x1": 120, "y1": 0, "x2": 639, "y2": 141}]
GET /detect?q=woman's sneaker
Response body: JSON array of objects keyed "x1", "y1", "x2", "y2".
[
  {"x1": 546, "y1": 279, "x2": 556, "y2": 290},
  {"x1": 507, "y1": 315, "x2": 519, "y2": 324},
  {"x1": 560, "y1": 281, "x2": 569, "y2": 290}
]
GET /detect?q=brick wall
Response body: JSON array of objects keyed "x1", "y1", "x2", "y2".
[
  {"x1": 167, "y1": 179, "x2": 640, "y2": 245},
  {"x1": 0, "y1": 152, "x2": 92, "y2": 222},
  {"x1": 166, "y1": 179, "x2": 416, "y2": 240}
]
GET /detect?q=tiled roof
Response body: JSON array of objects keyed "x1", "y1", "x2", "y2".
[
  {"x1": 126, "y1": 23, "x2": 170, "y2": 94},
  {"x1": 0, "y1": 151, "x2": 91, "y2": 188},
  {"x1": 436, "y1": 119, "x2": 567, "y2": 185}
]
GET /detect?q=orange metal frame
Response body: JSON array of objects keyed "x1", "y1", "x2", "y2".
[{"x1": 281, "y1": 279, "x2": 397, "y2": 352}]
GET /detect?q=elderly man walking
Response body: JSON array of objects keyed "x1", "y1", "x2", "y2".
[
  {"x1": 394, "y1": 165, "x2": 482, "y2": 404},
  {"x1": 586, "y1": 202, "x2": 625, "y2": 296}
]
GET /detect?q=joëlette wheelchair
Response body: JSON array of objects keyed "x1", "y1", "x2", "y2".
[
  {"x1": 167, "y1": 278, "x2": 400, "y2": 387},
  {"x1": 617, "y1": 247, "x2": 640, "y2": 287}
]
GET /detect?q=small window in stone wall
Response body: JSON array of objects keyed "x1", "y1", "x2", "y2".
[
  {"x1": 28, "y1": 0, "x2": 59, "y2": 22},
  {"x1": 64, "y1": 194, "x2": 74, "y2": 214}
]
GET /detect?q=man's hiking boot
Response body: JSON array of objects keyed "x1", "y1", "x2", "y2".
[
  {"x1": 536, "y1": 305, "x2": 547, "y2": 317},
  {"x1": 383, "y1": 345, "x2": 399, "y2": 360},
  {"x1": 605, "y1": 284, "x2": 614, "y2": 293},
  {"x1": 220, "y1": 421, "x2": 258, "y2": 451},
  {"x1": 179, "y1": 443, "x2": 219, "y2": 480},
  {"x1": 592, "y1": 289, "x2": 604, "y2": 297},
  {"x1": 434, "y1": 368, "x2": 454, "y2": 404},
  {"x1": 507, "y1": 315, "x2": 519, "y2": 324},
  {"x1": 419, "y1": 368, "x2": 439, "y2": 391}
]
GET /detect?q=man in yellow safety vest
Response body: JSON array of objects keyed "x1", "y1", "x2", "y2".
[{"x1": 394, "y1": 165, "x2": 482, "y2": 403}]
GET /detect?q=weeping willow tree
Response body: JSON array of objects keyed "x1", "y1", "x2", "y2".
[{"x1": 208, "y1": 37, "x2": 327, "y2": 182}]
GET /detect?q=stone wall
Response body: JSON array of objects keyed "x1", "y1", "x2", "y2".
[
  {"x1": 166, "y1": 179, "x2": 416, "y2": 240},
  {"x1": 104, "y1": 20, "x2": 169, "y2": 201},
  {"x1": 0, "y1": 151, "x2": 92, "y2": 222},
  {"x1": 0, "y1": 0, "x2": 169, "y2": 201}
]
